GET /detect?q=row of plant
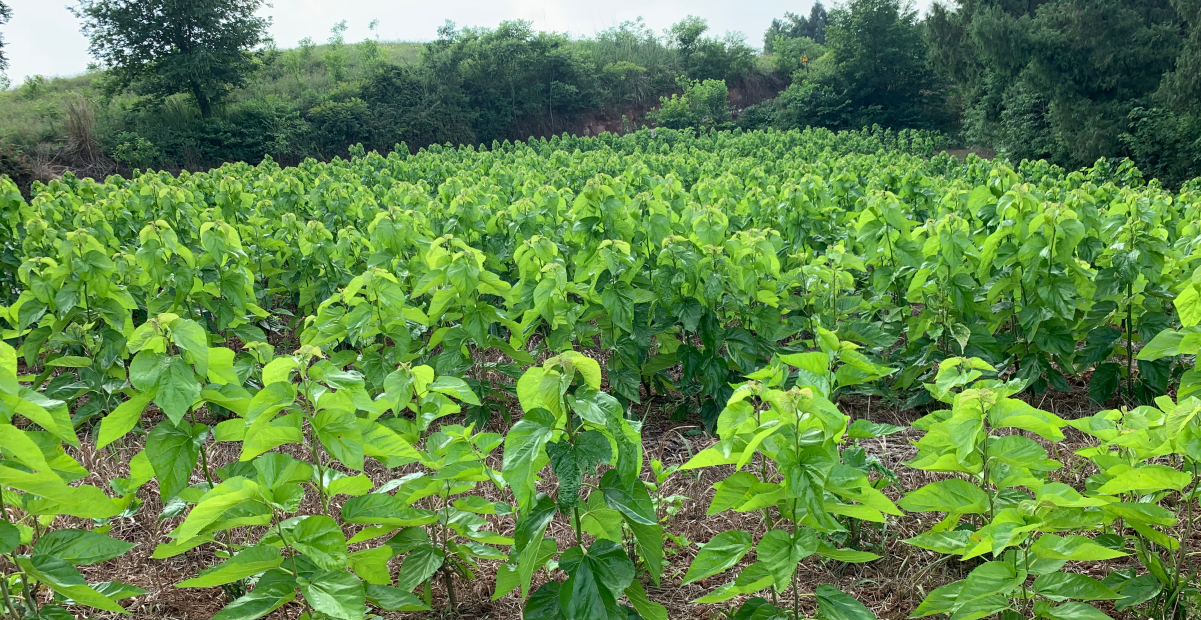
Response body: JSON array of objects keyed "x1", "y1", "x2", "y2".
[{"x1": 0, "y1": 127, "x2": 1196, "y2": 619}]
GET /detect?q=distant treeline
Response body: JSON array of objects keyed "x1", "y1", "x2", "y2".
[{"x1": 2, "y1": 0, "x2": 1201, "y2": 187}]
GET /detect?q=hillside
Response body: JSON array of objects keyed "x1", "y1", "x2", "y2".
[{"x1": 0, "y1": 22, "x2": 783, "y2": 193}]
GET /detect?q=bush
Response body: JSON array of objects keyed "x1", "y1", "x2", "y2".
[
  {"x1": 306, "y1": 97, "x2": 370, "y2": 156},
  {"x1": 770, "y1": 35, "x2": 824, "y2": 78},
  {"x1": 649, "y1": 78, "x2": 730, "y2": 130},
  {"x1": 1124, "y1": 106, "x2": 1201, "y2": 188},
  {"x1": 111, "y1": 131, "x2": 159, "y2": 168},
  {"x1": 669, "y1": 17, "x2": 757, "y2": 83},
  {"x1": 772, "y1": 79, "x2": 849, "y2": 129},
  {"x1": 359, "y1": 64, "x2": 476, "y2": 151}
]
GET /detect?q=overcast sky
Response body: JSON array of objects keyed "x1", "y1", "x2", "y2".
[{"x1": 2, "y1": 0, "x2": 935, "y2": 85}]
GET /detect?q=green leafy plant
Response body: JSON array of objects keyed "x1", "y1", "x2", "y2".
[
  {"x1": 498, "y1": 351, "x2": 666, "y2": 620},
  {"x1": 902, "y1": 357, "x2": 1131, "y2": 620},
  {"x1": 677, "y1": 340, "x2": 894, "y2": 619}
]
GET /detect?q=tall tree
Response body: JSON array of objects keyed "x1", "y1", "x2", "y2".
[
  {"x1": 1159, "y1": 0, "x2": 1201, "y2": 111},
  {"x1": 0, "y1": 1, "x2": 12, "y2": 74},
  {"x1": 764, "y1": 2, "x2": 830, "y2": 51},
  {"x1": 819, "y1": 0, "x2": 936, "y2": 126},
  {"x1": 927, "y1": 0, "x2": 1182, "y2": 165},
  {"x1": 73, "y1": 0, "x2": 269, "y2": 116}
]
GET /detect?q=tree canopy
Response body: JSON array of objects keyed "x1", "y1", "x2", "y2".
[
  {"x1": 0, "y1": 1, "x2": 12, "y2": 74},
  {"x1": 927, "y1": 0, "x2": 1182, "y2": 165},
  {"x1": 764, "y1": 1, "x2": 829, "y2": 51},
  {"x1": 73, "y1": 0, "x2": 269, "y2": 116}
]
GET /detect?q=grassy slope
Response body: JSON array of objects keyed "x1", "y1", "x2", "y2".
[{"x1": 0, "y1": 40, "x2": 426, "y2": 155}]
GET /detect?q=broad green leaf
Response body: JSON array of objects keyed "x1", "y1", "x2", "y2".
[
  {"x1": 524, "y1": 581, "x2": 563, "y2": 619},
  {"x1": 1095, "y1": 465, "x2": 1191, "y2": 495},
  {"x1": 341, "y1": 494, "x2": 437, "y2": 527},
  {"x1": 285, "y1": 515, "x2": 347, "y2": 570},
  {"x1": 547, "y1": 431, "x2": 611, "y2": 510},
  {"x1": 682, "y1": 530, "x2": 753, "y2": 585},
  {"x1": 912, "y1": 581, "x2": 964, "y2": 617},
  {"x1": 173, "y1": 478, "x2": 259, "y2": 543},
  {"x1": 298, "y1": 569, "x2": 365, "y2": 620},
  {"x1": 365, "y1": 584, "x2": 430, "y2": 611},
  {"x1": 679, "y1": 445, "x2": 739, "y2": 470},
  {"x1": 261, "y1": 357, "x2": 299, "y2": 386},
  {"x1": 152, "y1": 535, "x2": 215, "y2": 559},
  {"x1": 32, "y1": 529, "x2": 135, "y2": 565},
  {"x1": 0, "y1": 522, "x2": 19, "y2": 554},
  {"x1": 46, "y1": 356, "x2": 92, "y2": 368},
  {"x1": 502, "y1": 407, "x2": 555, "y2": 511},
  {"x1": 904, "y1": 531, "x2": 972, "y2": 554},
  {"x1": 146, "y1": 420, "x2": 205, "y2": 501},
  {"x1": 558, "y1": 540, "x2": 635, "y2": 620},
  {"x1": 959, "y1": 561, "x2": 1021, "y2": 601},
  {"x1": 0, "y1": 466, "x2": 119, "y2": 518},
  {"x1": 240, "y1": 413, "x2": 303, "y2": 461},
  {"x1": 625, "y1": 580, "x2": 667, "y2": 620},
  {"x1": 206, "y1": 347, "x2": 240, "y2": 385},
  {"x1": 1030, "y1": 535, "x2": 1127, "y2": 561},
  {"x1": 394, "y1": 543, "x2": 444, "y2": 591},
  {"x1": 17, "y1": 554, "x2": 126, "y2": 613},
  {"x1": 816, "y1": 584, "x2": 878, "y2": 620},
  {"x1": 1032, "y1": 573, "x2": 1118, "y2": 602},
  {"x1": 816, "y1": 543, "x2": 880, "y2": 563},
  {"x1": 598, "y1": 469, "x2": 663, "y2": 584},
  {"x1": 169, "y1": 318, "x2": 209, "y2": 367},
  {"x1": 899, "y1": 479, "x2": 990, "y2": 515},
  {"x1": 757, "y1": 527, "x2": 817, "y2": 589},
  {"x1": 177, "y1": 546, "x2": 284, "y2": 588},
  {"x1": 210, "y1": 570, "x2": 296, "y2": 620},
  {"x1": 154, "y1": 356, "x2": 201, "y2": 425},
  {"x1": 513, "y1": 495, "x2": 558, "y2": 600},
  {"x1": 559, "y1": 351, "x2": 602, "y2": 390},
  {"x1": 1040, "y1": 602, "x2": 1113, "y2": 620},
  {"x1": 313, "y1": 408, "x2": 364, "y2": 471},
  {"x1": 327, "y1": 473, "x2": 373, "y2": 497},
  {"x1": 429, "y1": 376, "x2": 481, "y2": 405},
  {"x1": 347, "y1": 546, "x2": 393, "y2": 585},
  {"x1": 1102, "y1": 502, "x2": 1176, "y2": 527},
  {"x1": 97, "y1": 392, "x2": 154, "y2": 449}
]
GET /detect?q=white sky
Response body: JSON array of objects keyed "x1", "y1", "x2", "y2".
[{"x1": 2, "y1": 0, "x2": 935, "y2": 84}]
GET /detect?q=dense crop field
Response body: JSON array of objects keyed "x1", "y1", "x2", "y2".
[{"x1": 0, "y1": 127, "x2": 1200, "y2": 620}]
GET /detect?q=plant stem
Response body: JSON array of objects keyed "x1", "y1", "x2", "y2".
[{"x1": 1127, "y1": 280, "x2": 1135, "y2": 399}]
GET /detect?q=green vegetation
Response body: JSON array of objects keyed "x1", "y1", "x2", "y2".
[
  {"x1": 0, "y1": 14, "x2": 764, "y2": 182},
  {"x1": 0, "y1": 127, "x2": 1199, "y2": 619},
  {"x1": 74, "y1": 0, "x2": 270, "y2": 117},
  {"x1": 0, "y1": 1, "x2": 10, "y2": 76},
  {"x1": 4, "y1": 0, "x2": 1201, "y2": 188}
]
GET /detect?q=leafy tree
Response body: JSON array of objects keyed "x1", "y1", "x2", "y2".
[
  {"x1": 0, "y1": 1, "x2": 11, "y2": 74},
  {"x1": 928, "y1": 0, "x2": 1182, "y2": 166},
  {"x1": 423, "y1": 21, "x2": 600, "y2": 143},
  {"x1": 73, "y1": 0, "x2": 270, "y2": 117},
  {"x1": 818, "y1": 0, "x2": 937, "y2": 127},
  {"x1": 764, "y1": 1, "x2": 829, "y2": 51},
  {"x1": 770, "y1": 35, "x2": 824, "y2": 77},
  {"x1": 322, "y1": 20, "x2": 348, "y2": 82},
  {"x1": 649, "y1": 77, "x2": 730, "y2": 129},
  {"x1": 668, "y1": 16, "x2": 756, "y2": 82},
  {"x1": 761, "y1": 0, "x2": 941, "y2": 130},
  {"x1": 580, "y1": 18, "x2": 683, "y2": 108}
]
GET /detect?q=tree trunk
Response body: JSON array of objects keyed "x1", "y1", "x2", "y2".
[{"x1": 192, "y1": 85, "x2": 212, "y2": 117}]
